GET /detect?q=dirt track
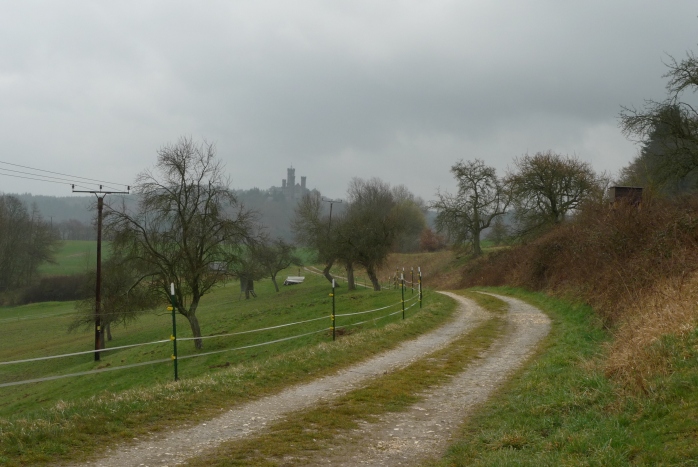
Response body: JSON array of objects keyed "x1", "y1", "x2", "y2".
[{"x1": 76, "y1": 292, "x2": 550, "y2": 467}]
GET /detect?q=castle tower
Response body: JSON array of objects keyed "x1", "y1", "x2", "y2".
[{"x1": 287, "y1": 167, "x2": 295, "y2": 189}]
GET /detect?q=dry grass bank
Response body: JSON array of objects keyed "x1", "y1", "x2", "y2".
[
  {"x1": 458, "y1": 197, "x2": 698, "y2": 390},
  {"x1": 376, "y1": 249, "x2": 461, "y2": 290}
]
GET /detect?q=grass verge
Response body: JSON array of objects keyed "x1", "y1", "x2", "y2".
[
  {"x1": 430, "y1": 287, "x2": 698, "y2": 466},
  {"x1": 0, "y1": 284, "x2": 451, "y2": 466},
  {"x1": 183, "y1": 291, "x2": 507, "y2": 466}
]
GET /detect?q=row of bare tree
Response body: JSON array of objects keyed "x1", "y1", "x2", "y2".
[
  {"x1": 431, "y1": 152, "x2": 606, "y2": 257},
  {"x1": 291, "y1": 178, "x2": 427, "y2": 292},
  {"x1": 0, "y1": 195, "x2": 59, "y2": 292},
  {"x1": 433, "y1": 45, "x2": 698, "y2": 257}
]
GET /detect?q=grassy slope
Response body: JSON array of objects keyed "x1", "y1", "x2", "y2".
[
  {"x1": 0, "y1": 265, "x2": 451, "y2": 466},
  {"x1": 431, "y1": 288, "x2": 698, "y2": 466},
  {"x1": 5, "y1": 238, "x2": 698, "y2": 465},
  {"x1": 37, "y1": 240, "x2": 107, "y2": 276},
  {"x1": 0, "y1": 270, "x2": 423, "y2": 415}
]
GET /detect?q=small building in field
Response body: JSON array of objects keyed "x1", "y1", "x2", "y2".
[{"x1": 608, "y1": 186, "x2": 643, "y2": 207}]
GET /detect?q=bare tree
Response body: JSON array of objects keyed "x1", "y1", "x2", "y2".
[
  {"x1": 227, "y1": 248, "x2": 265, "y2": 299},
  {"x1": 292, "y1": 192, "x2": 343, "y2": 286},
  {"x1": 620, "y1": 51, "x2": 698, "y2": 193},
  {"x1": 340, "y1": 178, "x2": 407, "y2": 291},
  {"x1": 486, "y1": 215, "x2": 511, "y2": 246},
  {"x1": 506, "y1": 151, "x2": 598, "y2": 235},
  {"x1": 253, "y1": 238, "x2": 300, "y2": 292},
  {"x1": 293, "y1": 179, "x2": 421, "y2": 291},
  {"x1": 431, "y1": 159, "x2": 509, "y2": 257},
  {"x1": 390, "y1": 185, "x2": 427, "y2": 253},
  {"x1": 106, "y1": 137, "x2": 258, "y2": 349},
  {"x1": 0, "y1": 195, "x2": 58, "y2": 292},
  {"x1": 70, "y1": 252, "x2": 160, "y2": 341}
]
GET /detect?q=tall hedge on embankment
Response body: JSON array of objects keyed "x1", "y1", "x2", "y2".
[
  {"x1": 461, "y1": 196, "x2": 698, "y2": 325},
  {"x1": 460, "y1": 196, "x2": 698, "y2": 389}
]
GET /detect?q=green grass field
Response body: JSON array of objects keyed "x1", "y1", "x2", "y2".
[
  {"x1": 39, "y1": 242, "x2": 317, "y2": 278},
  {"x1": 1, "y1": 276, "x2": 696, "y2": 465},
  {"x1": 6, "y1": 243, "x2": 696, "y2": 465},
  {"x1": 37, "y1": 240, "x2": 109, "y2": 276},
  {"x1": 0, "y1": 271, "x2": 424, "y2": 415},
  {"x1": 0, "y1": 264, "x2": 446, "y2": 466}
]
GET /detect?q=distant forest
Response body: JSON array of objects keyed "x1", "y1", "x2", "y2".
[{"x1": 6, "y1": 189, "x2": 325, "y2": 242}]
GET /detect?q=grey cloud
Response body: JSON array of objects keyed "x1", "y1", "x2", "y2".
[{"x1": 0, "y1": 1, "x2": 696, "y2": 201}]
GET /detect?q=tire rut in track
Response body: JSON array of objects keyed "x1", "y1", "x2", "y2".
[{"x1": 297, "y1": 292, "x2": 551, "y2": 466}]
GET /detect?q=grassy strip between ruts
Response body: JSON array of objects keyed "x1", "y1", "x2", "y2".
[
  {"x1": 428, "y1": 287, "x2": 698, "y2": 466},
  {"x1": 183, "y1": 291, "x2": 507, "y2": 466},
  {"x1": 0, "y1": 290, "x2": 453, "y2": 467}
]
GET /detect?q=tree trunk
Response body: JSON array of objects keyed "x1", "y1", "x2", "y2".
[
  {"x1": 106, "y1": 322, "x2": 112, "y2": 342},
  {"x1": 322, "y1": 259, "x2": 338, "y2": 286},
  {"x1": 240, "y1": 277, "x2": 253, "y2": 299},
  {"x1": 183, "y1": 300, "x2": 203, "y2": 349},
  {"x1": 271, "y1": 273, "x2": 279, "y2": 292},
  {"x1": 473, "y1": 231, "x2": 482, "y2": 257},
  {"x1": 366, "y1": 265, "x2": 381, "y2": 291},
  {"x1": 346, "y1": 262, "x2": 355, "y2": 290},
  {"x1": 186, "y1": 313, "x2": 203, "y2": 349}
]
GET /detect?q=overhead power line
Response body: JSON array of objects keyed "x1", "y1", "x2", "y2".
[
  {"x1": 0, "y1": 170, "x2": 94, "y2": 191},
  {"x1": 0, "y1": 160, "x2": 130, "y2": 189},
  {"x1": 0, "y1": 167, "x2": 123, "y2": 191}
]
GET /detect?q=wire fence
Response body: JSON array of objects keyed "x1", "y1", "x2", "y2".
[{"x1": 0, "y1": 269, "x2": 424, "y2": 388}]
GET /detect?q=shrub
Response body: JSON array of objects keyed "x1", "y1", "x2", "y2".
[
  {"x1": 419, "y1": 228, "x2": 447, "y2": 252},
  {"x1": 19, "y1": 274, "x2": 90, "y2": 304},
  {"x1": 461, "y1": 196, "x2": 698, "y2": 325},
  {"x1": 460, "y1": 196, "x2": 698, "y2": 391}
]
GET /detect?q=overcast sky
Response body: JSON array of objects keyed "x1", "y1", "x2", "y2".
[{"x1": 0, "y1": 1, "x2": 696, "y2": 201}]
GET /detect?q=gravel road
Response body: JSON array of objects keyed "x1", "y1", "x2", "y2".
[
  {"x1": 75, "y1": 292, "x2": 549, "y2": 467},
  {"x1": 299, "y1": 293, "x2": 551, "y2": 466}
]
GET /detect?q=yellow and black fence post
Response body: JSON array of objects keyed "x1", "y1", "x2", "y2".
[{"x1": 169, "y1": 282, "x2": 178, "y2": 381}]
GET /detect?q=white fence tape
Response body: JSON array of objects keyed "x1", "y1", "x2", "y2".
[
  {"x1": 0, "y1": 339, "x2": 172, "y2": 366},
  {"x1": 0, "y1": 358, "x2": 172, "y2": 388},
  {"x1": 1, "y1": 269, "x2": 422, "y2": 387},
  {"x1": 177, "y1": 315, "x2": 328, "y2": 342},
  {"x1": 177, "y1": 328, "x2": 329, "y2": 360},
  {"x1": 335, "y1": 301, "x2": 398, "y2": 318}
]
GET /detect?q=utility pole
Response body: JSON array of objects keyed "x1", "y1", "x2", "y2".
[
  {"x1": 72, "y1": 185, "x2": 129, "y2": 361},
  {"x1": 321, "y1": 197, "x2": 343, "y2": 287},
  {"x1": 321, "y1": 197, "x2": 343, "y2": 234}
]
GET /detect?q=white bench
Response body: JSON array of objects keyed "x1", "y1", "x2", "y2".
[{"x1": 283, "y1": 276, "x2": 305, "y2": 285}]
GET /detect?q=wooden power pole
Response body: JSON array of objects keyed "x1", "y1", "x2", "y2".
[{"x1": 72, "y1": 185, "x2": 129, "y2": 361}]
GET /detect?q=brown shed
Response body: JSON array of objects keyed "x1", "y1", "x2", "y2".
[{"x1": 608, "y1": 186, "x2": 643, "y2": 207}]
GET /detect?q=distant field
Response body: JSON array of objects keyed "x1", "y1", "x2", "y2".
[
  {"x1": 40, "y1": 242, "x2": 314, "y2": 277},
  {"x1": 38, "y1": 240, "x2": 108, "y2": 276}
]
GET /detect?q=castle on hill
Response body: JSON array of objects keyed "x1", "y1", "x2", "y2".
[{"x1": 275, "y1": 166, "x2": 309, "y2": 201}]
